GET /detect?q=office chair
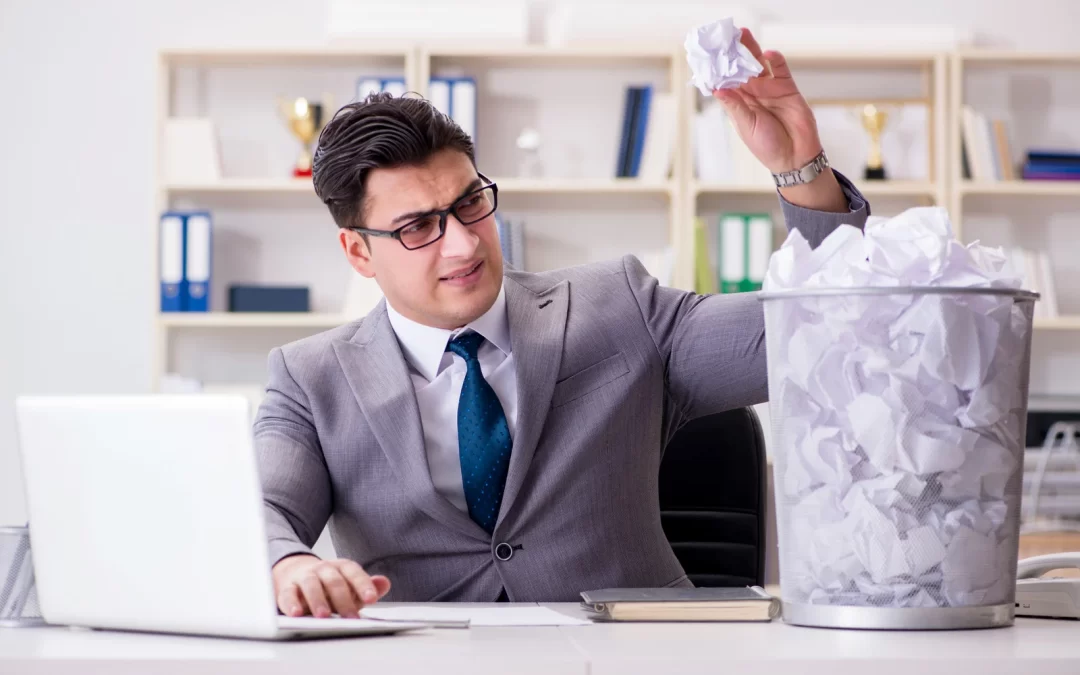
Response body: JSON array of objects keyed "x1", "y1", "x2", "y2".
[{"x1": 659, "y1": 407, "x2": 767, "y2": 587}]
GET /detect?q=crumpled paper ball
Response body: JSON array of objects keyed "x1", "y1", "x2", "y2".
[
  {"x1": 684, "y1": 17, "x2": 764, "y2": 96},
  {"x1": 764, "y1": 206, "x2": 1032, "y2": 609}
]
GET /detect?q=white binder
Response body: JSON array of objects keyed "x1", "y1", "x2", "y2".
[
  {"x1": 450, "y1": 79, "x2": 477, "y2": 140},
  {"x1": 184, "y1": 213, "x2": 212, "y2": 312},
  {"x1": 428, "y1": 78, "x2": 452, "y2": 117}
]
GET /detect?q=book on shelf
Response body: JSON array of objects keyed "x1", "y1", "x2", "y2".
[
  {"x1": 693, "y1": 217, "x2": 718, "y2": 295},
  {"x1": 614, "y1": 85, "x2": 675, "y2": 180},
  {"x1": 496, "y1": 214, "x2": 526, "y2": 271},
  {"x1": 1021, "y1": 149, "x2": 1080, "y2": 181},
  {"x1": 960, "y1": 105, "x2": 1012, "y2": 182}
]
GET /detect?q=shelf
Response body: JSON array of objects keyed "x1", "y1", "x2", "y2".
[
  {"x1": 495, "y1": 178, "x2": 674, "y2": 195},
  {"x1": 159, "y1": 313, "x2": 352, "y2": 329},
  {"x1": 782, "y1": 51, "x2": 941, "y2": 67},
  {"x1": 166, "y1": 178, "x2": 674, "y2": 196},
  {"x1": 959, "y1": 181, "x2": 1080, "y2": 197},
  {"x1": 958, "y1": 49, "x2": 1080, "y2": 65},
  {"x1": 160, "y1": 46, "x2": 411, "y2": 66},
  {"x1": 1035, "y1": 316, "x2": 1080, "y2": 331},
  {"x1": 693, "y1": 180, "x2": 938, "y2": 198},
  {"x1": 166, "y1": 178, "x2": 316, "y2": 194},
  {"x1": 425, "y1": 43, "x2": 676, "y2": 63}
]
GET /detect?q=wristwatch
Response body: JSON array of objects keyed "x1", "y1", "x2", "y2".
[{"x1": 771, "y1": 150, "x2": 830, "y2": 188}]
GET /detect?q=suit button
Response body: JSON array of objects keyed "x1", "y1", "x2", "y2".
[{"x1": 495, "y1": 542, "x2": 514, "y2": 561}]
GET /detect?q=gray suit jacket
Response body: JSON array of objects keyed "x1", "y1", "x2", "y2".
[{"x1": 255, "y1": 176, "x2": 869, "y2": 602}]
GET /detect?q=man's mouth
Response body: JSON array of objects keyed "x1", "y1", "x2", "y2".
[{"x1": 441, "y1": 261, "x2": 482, "y2": 281}]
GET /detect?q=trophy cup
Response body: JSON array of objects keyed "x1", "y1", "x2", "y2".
[
  {"x1": 860, "y1": 103, "x2": 889, "y2": 180},
  {"x1": 279, "y1": 97, "x2": 328, "y2": 178},
  {"x1": 515, "y1": 128, "x2": 543, "y2": 178}
]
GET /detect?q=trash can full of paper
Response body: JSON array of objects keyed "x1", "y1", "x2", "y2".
[{"x1": 759, "y1": 208, "x2": 1038, "y2": 630}]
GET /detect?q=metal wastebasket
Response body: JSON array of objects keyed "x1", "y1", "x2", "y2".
[
  {"x1": 760, "y1": 286, "x2": 1038, "y2": 629},
  {"x1": 1, "y1": 526, "x2": 46, "y2": 627}
]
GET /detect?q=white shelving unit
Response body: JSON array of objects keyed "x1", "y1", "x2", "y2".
[
  {"x1": 152, "y1": 44, "x2": 1080, "y2": 391},
  {"x1": 154, "y1": 46, "x2": 416, "y2": 389},
  {"x1": 949, "y1": 50, "x2": 1080, "y2": 332}
]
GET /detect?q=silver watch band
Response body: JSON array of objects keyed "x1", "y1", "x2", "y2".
[{"x1": 772, "y1": 150, "x2": 830, "y2": 188}]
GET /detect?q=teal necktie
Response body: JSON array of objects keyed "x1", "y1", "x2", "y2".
[{"x1": 446, "y1": 331, "x2": 512, "y2": 534}]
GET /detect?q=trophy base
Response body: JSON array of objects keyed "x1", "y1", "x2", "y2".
[
  {"x1": 293, "y1": 167, "x2": 313, "y2": 178},
  {"x1": 864, "y1": 166, "x2": 887, "y2": 180}
]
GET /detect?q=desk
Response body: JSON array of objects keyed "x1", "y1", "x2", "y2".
[{"x1": 3, "y1": 604, "x2": 1080, "y2": 675}]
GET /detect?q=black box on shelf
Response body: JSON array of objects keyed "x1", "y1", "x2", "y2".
[{"x1": 227, "y1": 285, "x2": 310, "y2": 313}]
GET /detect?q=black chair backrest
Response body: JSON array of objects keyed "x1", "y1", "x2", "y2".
[{"x1": 658, "y1": 407, "x2": 766, "y2": 587}]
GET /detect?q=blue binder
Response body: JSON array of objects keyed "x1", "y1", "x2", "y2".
[
  {"x1": 629, "y1": 85, "x2": 652, "y2": 177},
  {"x1": 159, "y1": 213, "x2": 185, "y2": 312},
  {"x1": 183, "y1": 212, "x2": 212, "y2": 312},
  {"x1": 616, "y1": 87, "x2": 637, "y2": 177}
]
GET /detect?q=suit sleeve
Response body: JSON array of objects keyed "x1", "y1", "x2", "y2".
[
  {"x1": 626, "y1": 171, "x2": 870, "y2": 419},
  {"x1": 254, "y1": 346, "x2": 333, "y2": 567}
]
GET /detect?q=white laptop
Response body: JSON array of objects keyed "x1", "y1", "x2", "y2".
[{"x1": 14, "y1": 394, "x2": 427, "y2": 640}]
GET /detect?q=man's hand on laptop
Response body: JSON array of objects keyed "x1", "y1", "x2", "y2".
[{"x1": 272, "y1": 554, "x2": 391, "y2": 619}]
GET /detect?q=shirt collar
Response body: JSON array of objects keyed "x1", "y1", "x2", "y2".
[{"x1": 386, "y1": 284, "x2": 511, "y2": 383}]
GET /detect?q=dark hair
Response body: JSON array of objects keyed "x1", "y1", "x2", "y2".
[{"x1": 312, "y1": 92, "x2": 476, "y2": 230}]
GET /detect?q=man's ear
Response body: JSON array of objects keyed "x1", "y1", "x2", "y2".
[{"x1": 339, "y1": 229, "x2": 376, "y2": 279}]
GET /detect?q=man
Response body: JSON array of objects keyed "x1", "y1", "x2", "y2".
[{"x1": 258, "y1": 30, "x2": 869, "y2": 619}]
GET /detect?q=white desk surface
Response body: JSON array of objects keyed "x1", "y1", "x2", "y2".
[{"x1": 3, "y1": 603, "x2": 1080, "y2": 675}]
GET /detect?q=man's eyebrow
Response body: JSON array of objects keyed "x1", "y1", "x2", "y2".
[{"x1": 390, "y1": 178, "x2": 485, "y2": 226}]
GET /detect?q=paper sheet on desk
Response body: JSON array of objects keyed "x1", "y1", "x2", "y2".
[{"x1": 362, "y1": 606, "x2": 592, "y2": 627}]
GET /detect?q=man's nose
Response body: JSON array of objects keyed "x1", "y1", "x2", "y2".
[{"x1": 439, "y1": 216, "x2": 479, "y2": 257}]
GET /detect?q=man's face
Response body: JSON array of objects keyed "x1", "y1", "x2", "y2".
[{"x1": 339, "y1": 149, "x2": 504, "y2": 330}]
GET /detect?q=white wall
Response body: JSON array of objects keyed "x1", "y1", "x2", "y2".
[{"x1": 2, "y1": 0, "x2": 1080, "y2": 526}]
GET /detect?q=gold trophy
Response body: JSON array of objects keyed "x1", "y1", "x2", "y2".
[
  {"x1": 860, "y1": 103, "x2": 889, "y2": 180},
  {"x1": 278, "y1": 97, "x2": 329, "y2": 178}
]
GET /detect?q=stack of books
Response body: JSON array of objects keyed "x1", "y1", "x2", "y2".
[{"x1": 1021, "y1": 150, "x2": 1080, "y2": 181}]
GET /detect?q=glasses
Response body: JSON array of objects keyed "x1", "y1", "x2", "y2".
[{"x1": 347, "y1": 175, "x2": 499, "y2": 251}]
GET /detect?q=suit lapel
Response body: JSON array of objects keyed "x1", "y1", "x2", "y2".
[
  {"x1": 333, "y1": 302, "x2": 488, "y2": 542},
  {"x1": 497, "y1": 277, "x2": 569, "y2": 527}
]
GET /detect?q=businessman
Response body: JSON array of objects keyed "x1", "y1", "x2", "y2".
[{"x1": 257, "y1": 29, "x2": 870, "y2": 618}]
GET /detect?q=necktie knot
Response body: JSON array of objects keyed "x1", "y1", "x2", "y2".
[{"x1": 447, "y1": 331, "x2": 485, "y2": 361}]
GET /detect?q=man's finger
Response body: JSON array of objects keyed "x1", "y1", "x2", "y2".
[
  {"x1": 338, "y1": 561, "x2": 379, "y2": 605},
  {"x1": 316, "y1": 565, "x2": 360, "y2": 618},
  {"x1": 712, "y1": 88, "x2": 754, "y2": 134},
  {"x1": 739, "y1": 28, "x2": 766, "y2": 63},
  {"x1": 371, "y1": 575, "x2": 392, "y2": 599},
  {"x1": 277, "y1": 584, "x2": 307, "y2": 618},
  {"x1": 297, "y1": 571, "x2": 333, "y2": 618},
  {"x1": 762, "y1": 49, "x2": 792, "y2": 80}
]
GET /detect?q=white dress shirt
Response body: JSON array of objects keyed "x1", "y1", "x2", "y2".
[{"x1": 385, "y1": 287, "x2": 518, "y2": 514}]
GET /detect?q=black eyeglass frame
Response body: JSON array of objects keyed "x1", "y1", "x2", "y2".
[{"x1": 345, "y1": 173, "x2": 499, "y2": 251}]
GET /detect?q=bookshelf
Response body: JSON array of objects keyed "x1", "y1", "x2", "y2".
[
  {"x1": 152, "y1": 45, "x2": 1080, "y2": 392},
  {"x1": 949, "y1": 50, "x2": 1080, "y2": 332}
]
